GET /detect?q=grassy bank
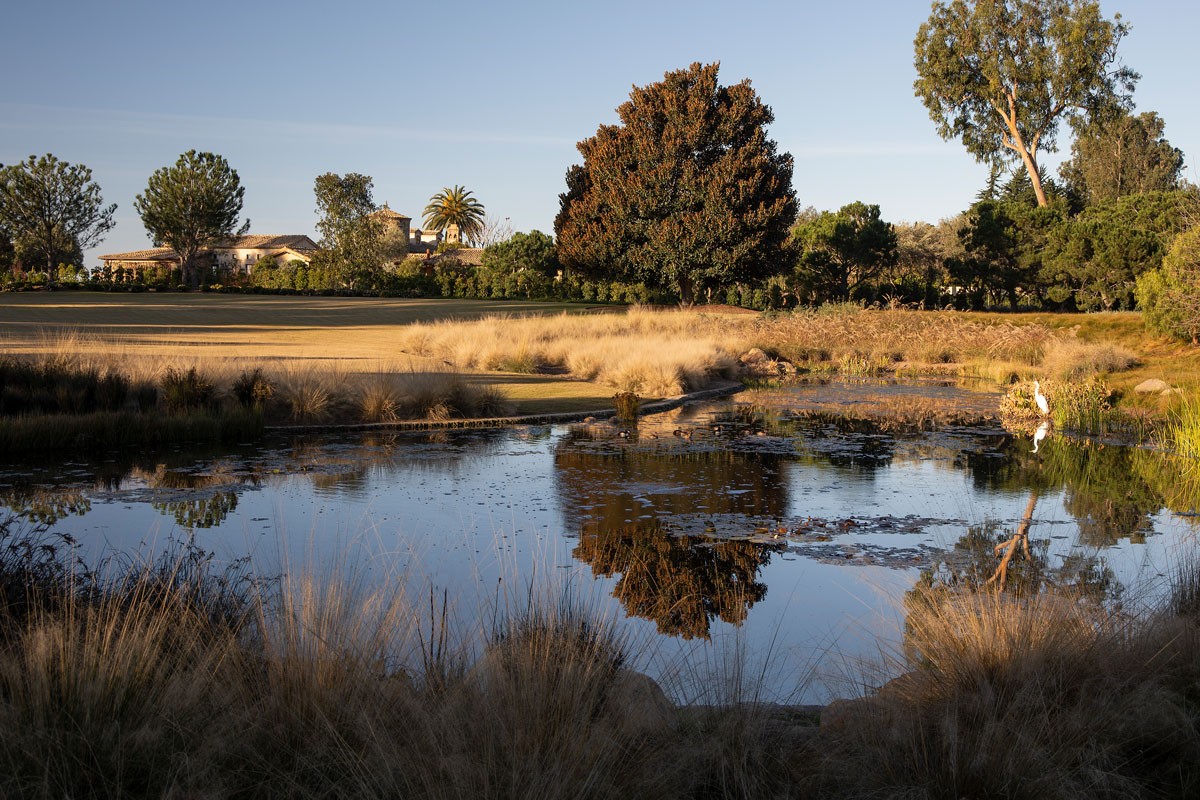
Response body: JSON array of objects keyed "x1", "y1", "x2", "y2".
[
  {"x1": 4, "y1": 296, "x2": 1198, "y2": 448},
  {"x1": 2, "y1": 516, "x2": 1199, "y2": 798}
]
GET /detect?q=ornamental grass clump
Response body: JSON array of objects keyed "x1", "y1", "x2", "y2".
[
  {"x1": 818, "y1": 584, "x2": 1200, "y2": 798},
  {"x1": 159, "y1": 366, "x2": 214, "y2": 413},
  {"x1": 1165, "y1": 393, "x2": 1200, "y2": 459}
]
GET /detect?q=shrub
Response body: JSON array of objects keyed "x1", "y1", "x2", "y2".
[
  {"x1": 1137, "y1": 227, "x2": 1200, "y2": 344},
  {"x1": 159, "y1": 367, "x2": 214, "y2": 413},
  {"x1": 232, "y1": 368, "x2": 275, "y2": 409},
  {"x1": 612, "y1": 391, "x2": 640, "y2": 422}
]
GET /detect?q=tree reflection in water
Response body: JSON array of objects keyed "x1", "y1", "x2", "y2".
[
  {"x1": 152, "y1": 491, "x2": 239, "y2": 530},
  {"x1": 556, "y1": 423, "x2": 792, "y2": 639},
  {"x1": 574, "y1": 521, "x2": 783, "y2": 639}
]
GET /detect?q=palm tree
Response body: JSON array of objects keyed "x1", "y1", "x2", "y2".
[{"x1": 422, "y1": 186, "x2": 486, "y2": 245}]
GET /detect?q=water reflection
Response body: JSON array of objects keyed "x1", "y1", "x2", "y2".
[
  {"x1": 963, "y1": 434, "x2": 1187, "y2": 546},
  {"x1": 0, "y1": 393, "x2": 1197, "y2": 647},
  {"x1": 574, "y1": 521, "x2": 783, "y2": 639}
]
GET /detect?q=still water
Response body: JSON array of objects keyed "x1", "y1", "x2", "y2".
[{"x1": 3, "y1": 381, "x2": 1197, "y2": 702}]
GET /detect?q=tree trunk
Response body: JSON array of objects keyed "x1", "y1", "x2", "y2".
[
  {"x1": 678, "y1": 274, "x2": 695, "y2": 306},
  {"x1": 1015, "y1": 147, "x2": 1049, "y2": 207}
]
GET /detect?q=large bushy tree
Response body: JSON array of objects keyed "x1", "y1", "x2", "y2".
[
  {"x1": 1044, "y1": 190, "x2": 1196, "y2": 310},
  {"x1": 0, "y1": 154, "x2": 116, "y2": 271},
  {"x1": 949, "y1": 200, "x2": 1047, "y2": 309},
  {"x1": 792, "y1": 202, "x2": 897, "y2": 303},
  {"x1": 555, "y1": 62, "x2": 796, "y2": 304},
  {"x1": 914, "y1": 0, "x2": 1137, "y2": 207},
  {"x1": 135, "y1": 150, "x2": 248, "y2": 286},
  {"x1": 1059, "y1": 111, "x2": 1185, "y2": 206},
  {"x1": 891, "y1": 220, "x2": 960, "y2": 307},
  {"x1": 312, "y1": 172, "x2": 383, "y2": 288}
]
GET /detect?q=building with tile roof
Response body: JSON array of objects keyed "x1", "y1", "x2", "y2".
[{"x1": 99, "y1": 234, "x2": 318, "y2": 275}]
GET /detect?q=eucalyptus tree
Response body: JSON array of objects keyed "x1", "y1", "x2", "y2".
[
  {"x1": 135, "y1": 150, "x2": 248, "y2": 286},
  {"x1": 914, "y1": 0, "x2": 1137, "y2": 207},
  {"x1": 0, "y1": 154, "x2": 116, "y2": 270}
]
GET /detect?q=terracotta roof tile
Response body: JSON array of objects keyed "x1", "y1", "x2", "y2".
[
  {"x1": 211, "y1": 234, "x2": 317, "y2": 250},
  {"x1": 97, "y1": 247, "x2": 179, "y2": 261}
]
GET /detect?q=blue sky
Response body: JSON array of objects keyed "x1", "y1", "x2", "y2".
[{"x1": 2, "y1": 0, "x2": 1196, "y2": 266}]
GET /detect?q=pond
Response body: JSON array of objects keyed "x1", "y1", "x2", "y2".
[{"x1": 3, "y1": 379, "x2": 1197, "y2": 703}]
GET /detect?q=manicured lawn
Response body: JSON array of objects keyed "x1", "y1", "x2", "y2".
[
  {"x1": 0, "y1": 292, "x2": 618, "y2": 415},
  {"x1": 0, "y1": 293, "x2": 593, "y2": 355}
]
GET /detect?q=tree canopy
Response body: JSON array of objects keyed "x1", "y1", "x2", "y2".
[
  {"x1": 480, "y1": 230, "x2": 559, "y2": 277},
  {"x1": 792, "y1": 202, "x2": 898, "y2": 303},
  {"x1": 312, "y1": 172, "x2": 383, "y2": 287},
  {"x1": 1044, "y1": 189, "x2": 1196, "y2": 310},
  {"x1": 0, "y1": 154, "x2": 116, "y2": 271},
  {"x1": 914, "y1": 0, "x2": 1137, "y2": 207},
  {"x1": 554, "y1": 62, "x2": 796, "y2": 304},
  {"x1": 422, "y1": 186, "x2": 486, "y2": 245},
  {"x1": 1137, "y1": 227, "x2": 1200, "y2": 345},
  {"x1": 134, "y1": 150, "x2": 247, "y2": 286},
  {"x1": 1059, "y1": 110, "x2": 1185, "y2": 205}
]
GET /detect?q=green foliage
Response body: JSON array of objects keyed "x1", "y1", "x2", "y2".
[
  {"x1": 791, "y1": 201, "x2": 897, "y2": 302},
  {"x1": 134, "y1": 150, "x2": 248, "y2": 287},
  {"x1": 0, "y1": 226, "x2": 13, "y2": 273},
  {"x1": 1060, "y1": 110, "x2": 1185, "y2": 205},
  {"x1": 555, "y1": 62, "x2": 796, "y2": 304},
  {"x1": 480, "y1": 230, "x2": 558, "y2": 277},
  {"x1": 1137, "y1": 227, "x2": 1200, "y2": 344},
  {"x1": 949, "y1": 200, "x2": 1044, "y2": 309},
  {"x1": 423, "y1": 186, "x2": 486, "y2": 245},
  {"x1": 313, "y1": 172, "x2": 384, "y2": 288},
  {"x1": 1045, "y1": 190, "x2": 1195, "y2": 310},
  {"x1": 914, "y1": 0, "x2": 1137, "y2": 206},
  {"x1": 1166, "y1": 394, "x2": 1200, "y2": 460},
  {"x1": 0, "y1": 154, "x2": 116, "y2": 271}
]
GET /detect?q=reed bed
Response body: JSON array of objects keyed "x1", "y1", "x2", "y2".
[
  {"x1": 1165, "y1": 394, "x2": 1200, "y2": 459},
  {"x1": 0, "y1": 518, "x2": 793, "y2": 799},
  {"x1": 816, "y1": 578, "x2": 1200, "y2": 799}
]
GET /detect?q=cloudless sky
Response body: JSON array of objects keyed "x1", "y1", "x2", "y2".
[{"x1": 2, "y1": 0, "x2": 1197, "y2": 267}]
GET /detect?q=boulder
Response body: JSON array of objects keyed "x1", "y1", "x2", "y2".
[
  {"x1": 601, "y1": 669, "x2": 676, "y2": 738},
  {"x1": 739, "y1": 347, "x2": 771, "y2": 365},
  {"x1": 1135, "y1": 378, "x2": 1172, "y2": 394},
  {"x1": 738, "y1": 348, "x2": 794, "y2": 379}
]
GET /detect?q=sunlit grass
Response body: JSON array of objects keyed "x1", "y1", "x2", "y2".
[
  {"x1": 398, "y1": 306, "x2": 747, "y2": 396},
  {"x1": 1165, "y1": 393, "x2": 1200, "y2": 458}
]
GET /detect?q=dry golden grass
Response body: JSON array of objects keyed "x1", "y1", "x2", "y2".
[
  {"x1": 4, "y1": 515, "x2": 1200, "y2": 798},
  {"x1": 817, "y1": 583, "x2": 1200, "y2": 798},
  {"x1": 399, "y1": 306, "x2": 750, "y2": 396},
  {"x1": 4, "y1": 295, "x2": 1191, "y2": 424}
]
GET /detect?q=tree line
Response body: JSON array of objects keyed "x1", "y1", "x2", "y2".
[{"x1": 2, "y1": 0, "x2": 1198, "y2": 340}]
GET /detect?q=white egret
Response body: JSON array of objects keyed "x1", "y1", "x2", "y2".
[{"x1": 1033, "y1": 380, "x2": 1049, "y2": 416}]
